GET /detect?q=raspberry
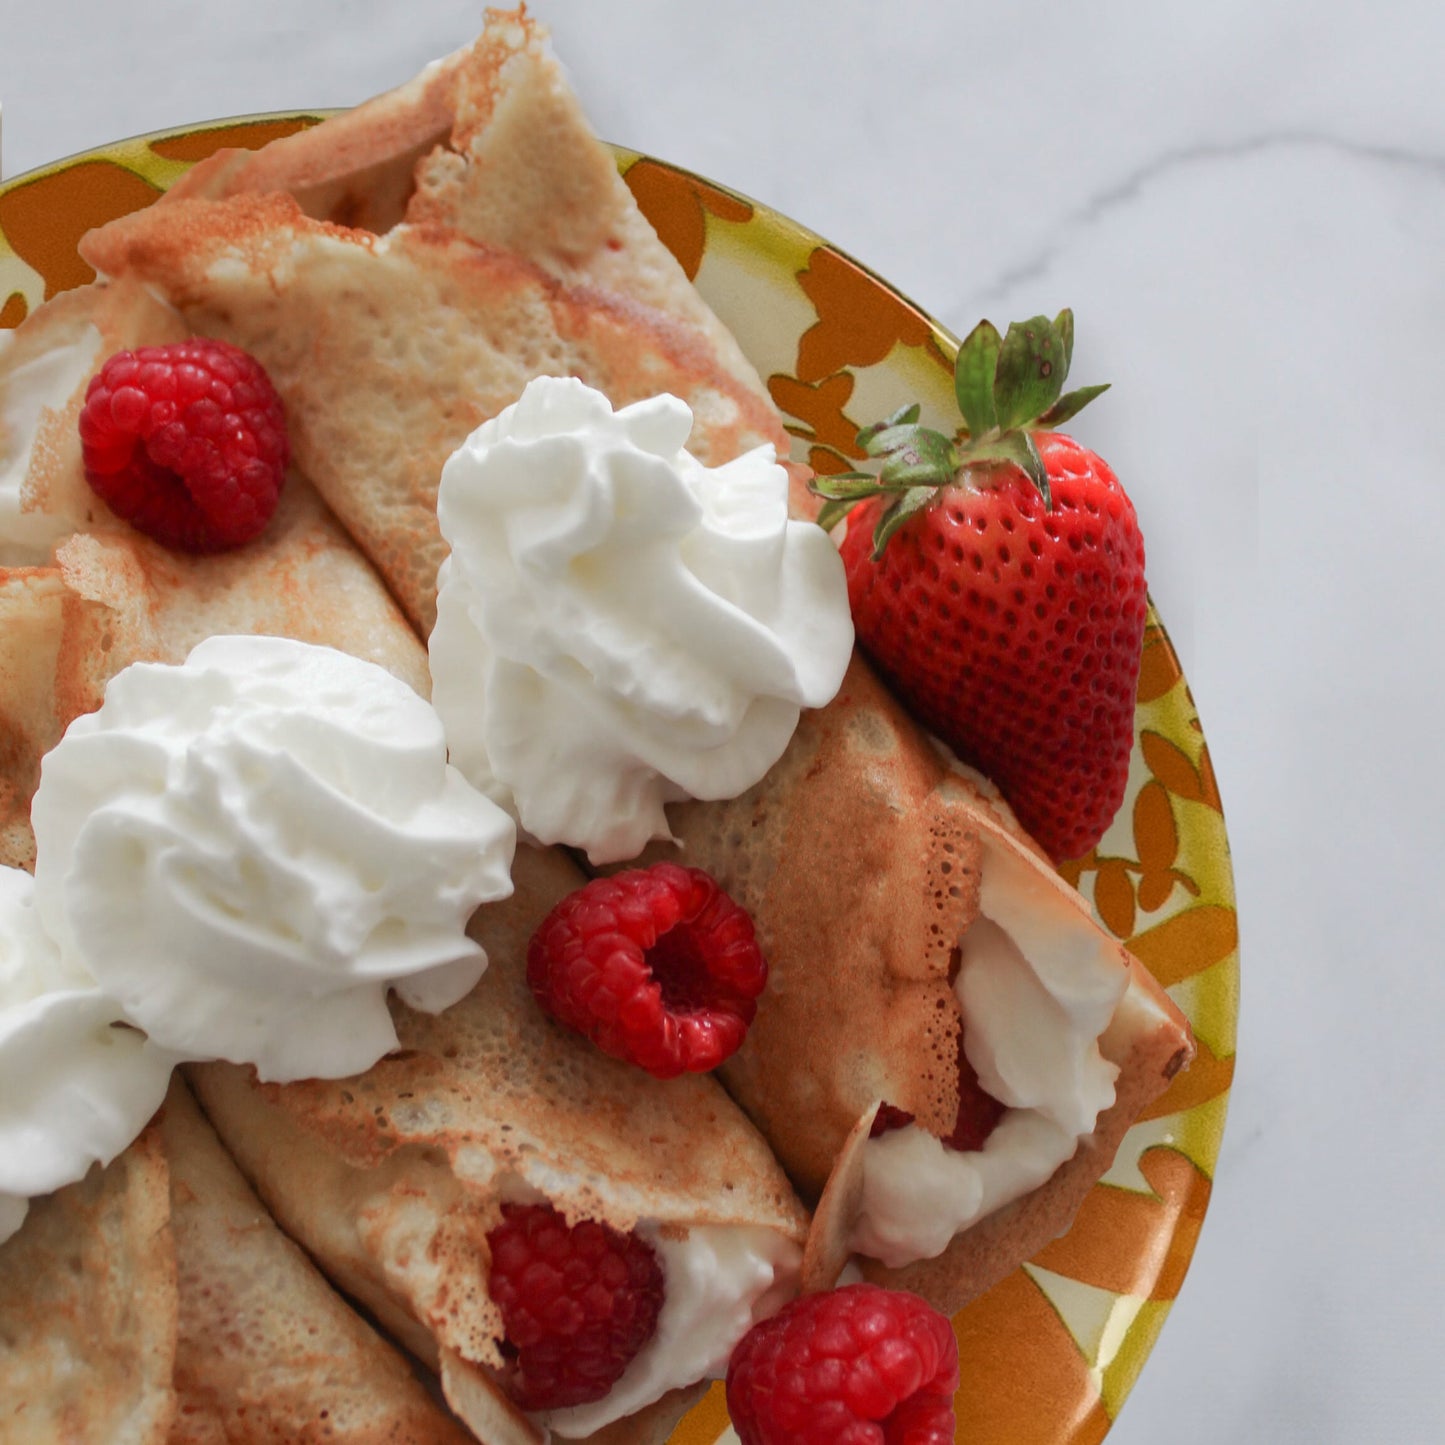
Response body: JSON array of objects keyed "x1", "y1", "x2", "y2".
[
  {"x1": 486, "y1": 1203, "x2": 664, "y2": 1412},
  {"x1": 527, "y1": 863, "x2": 767, "y2": 1079},
  {"x1": 726, "y1": 1284, "x2": 959, "y2": 1445},
  {"x1": 871, "y1": 1034, "x2": 1006, "y2": 1153},
  {"x1": 78, "y1": 338, "x2": 289, "y2": 552}
]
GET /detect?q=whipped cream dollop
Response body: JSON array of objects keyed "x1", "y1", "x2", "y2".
[
  {"x1": 0, "y1": 864, "x2": 176, "y2": 1246},
  {"x1": 541, "y1": 1222, "x2": 801, "y2": 1438},
  {"x1": 30, "y1": 635, "x2": 516, "y2": 1083},
  {"x1": 852, "y1": 837, "x2": 1128, "y2": 1266},
  {"x1": 429, "y1": 375, "x2": 853, "y2": 864},
  {"x1": 0, "y1": 319, "x2": 101, "y2": 562}
]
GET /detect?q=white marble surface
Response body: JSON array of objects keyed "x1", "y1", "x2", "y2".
[{"x1": 3, "y1": 2, "x2": 1443, "y2": 1441}]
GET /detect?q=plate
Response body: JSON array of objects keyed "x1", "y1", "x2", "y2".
[{"x1": 0, "y1": 115, "x2": 1238, "y2": 1444}]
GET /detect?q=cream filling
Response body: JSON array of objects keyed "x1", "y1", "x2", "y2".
[
  {"x1": 851, "y1": 838, "x2": 1127, "y2": 1267},
  {"x1": 0, "y1": 321, "x2": 101, "y2": 561}
]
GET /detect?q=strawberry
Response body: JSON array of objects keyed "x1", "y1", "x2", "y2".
[{"x1": 814, "y1": 310, "x2": 1146, "y2": 862}]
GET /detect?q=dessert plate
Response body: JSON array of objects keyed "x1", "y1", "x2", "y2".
[{"x1": 0, "y1": 114, "x2": 1238, "y2": 1445}]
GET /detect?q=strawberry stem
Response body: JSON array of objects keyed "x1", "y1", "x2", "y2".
[{"x1": 810, "y1": 307, "x2": 1109, "y2": 554}]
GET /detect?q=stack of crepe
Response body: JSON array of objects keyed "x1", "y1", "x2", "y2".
[
  {"x1": 1, "y1": 5, "x2": 1193, "y2": 1438},
  {"x1": 0, "y1": 278, "x2": 806, "y2": 1442}
]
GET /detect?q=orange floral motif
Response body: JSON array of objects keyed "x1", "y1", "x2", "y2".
[
  {"x1": 793, "y1": 245, "x2": 941, "y2": 382},
  {"x1": 1066, "y1": 776, "x2": 1199, "y2": 941},
  {"x1": 953, "y1": 1272, "x2": 1112, "y2": 1445},
  {"x1": 624, "y1": 159, "x2": 754, "y2": 281},
  {"x1": 0, "y1": 162, "x2": 161, "y2": 301},
  {"x1": 1140, "y1": 731, "x2": 1223, "y2": 813},
  {"x1": 1032, "y1": 1148, "x2": 1212, "y2": 1301},
  {"x1": 147, "y1": 116, "x2": 321, "y2": 163},
  {"x1": 1135, "y1": 621, "x2": 1181, "y2": 703},
  {"x1": 1126, "y1": 905, "x2": 1238, "y2": 991},
  {"x1": 0, "y1": 293, "x2": 26, "y2": 328},
  {"x1": 767, "y1": 371, "x2": 866, "y2": 460}
]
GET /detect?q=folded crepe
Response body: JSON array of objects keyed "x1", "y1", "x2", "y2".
[
  {"x1": 645, "y1": 656, "x2": 1193, "y2": 1314},
  {"x1": 76, "y1": 5, "x2": 1193, "y2": 1318},
  {"x1": 0, "y1": 1125, "x2": 177, "y2": 1445},
  {"x1": 186, "y1": 837, "x2": 808, "y2": 1445},
  {"x1": 161, "y1": 1075, "x2": 473, "y2": 1445},
  {"x1": 1, "y1": 292, "x2": 184, "y2": 1445}
]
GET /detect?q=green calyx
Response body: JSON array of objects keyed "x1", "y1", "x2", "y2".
[{"x1": 811, "y1": 308, "x2": 1108, "y2": 559}]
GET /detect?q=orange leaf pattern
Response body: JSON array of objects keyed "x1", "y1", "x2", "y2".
[
  {"x1": 624, "y1": 158, "x2": 754, "y2": 282},
  {"x1": 1, "y1": 123, "x2": 1237, "y2": 1445},
  {"x1": 767, "y1": 370, "x2": 865, "y2": 459},
  {"x1": 794, "y1": 245, "x2": 938, "y2": 381},
  {"x1": 0, "y1": 162, "x2": 162, "y2": 302}
]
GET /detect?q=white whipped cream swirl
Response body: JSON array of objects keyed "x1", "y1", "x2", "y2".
[
  {"x1": 29, "y1": 635, "x2": 516, "y2": 1083},
  {"x1": 428, "y1": 375, "x2": 853, "y2": 864},
  {"x1": 0, "y1": 864, "x2": 176, "y2": 1245}
]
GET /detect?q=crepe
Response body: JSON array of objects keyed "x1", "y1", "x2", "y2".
[
  {"x1": 186, "y1": 838, "x2": 809, "y2": 1445},
  {"x1": 161, "y1": 1075, "x2": 473, "y2": 1445},
  {"x1": 0, "y1": 1127, "x2": 178, "y2": 1445},
  {"x1": 80, "y1": 12, "x2": 789, "y2": 637},
  {"x1": 0, "y1": 278, "x2": 429, "y2": 1437}
]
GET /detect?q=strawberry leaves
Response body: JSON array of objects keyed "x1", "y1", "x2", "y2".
[
  {"x1": 992, "y1": 315, "x2": 1068, "y2": 430},
  {"x1": 953, "y1": 323, "x2": 1000, "y2": 437},
  {"x1": 812, "y1": 307, "x2": 1109, "y2": 556}
]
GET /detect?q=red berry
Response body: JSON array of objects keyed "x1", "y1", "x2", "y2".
[
  {"x1": 841, "y1": 432, "x2": 1147, "y2": 861},
  {"x1": 527, "y1": 863, "x2": 767, "y2": 1079},
  {"x1": 726, "y1": 1284, "x2": 959, "y2": 1445},
  {"x1": 78, "y1": 338, "x2": 289, "y2": 552},
  {"x1": 870, "y1": 1032, "x2": 1006, "y2": 1153},
  {"x1": 486, "y1": 1203, "x2": 664, "y2": 1412}
]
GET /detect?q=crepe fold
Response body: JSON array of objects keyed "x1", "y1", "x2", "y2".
[
  {"x1": 162, "y1": 1076, "x2": 474, "y2": 1445},
  {"x1": 640, "y1": 655, "x2": 1194, "y2": 1314},
  {"x1": 186, "y1": 839, "x2": 809, "y2": 1445},
  {"x1": 0, "y1": 1127, "x2": 178, "y2": 1445}
]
